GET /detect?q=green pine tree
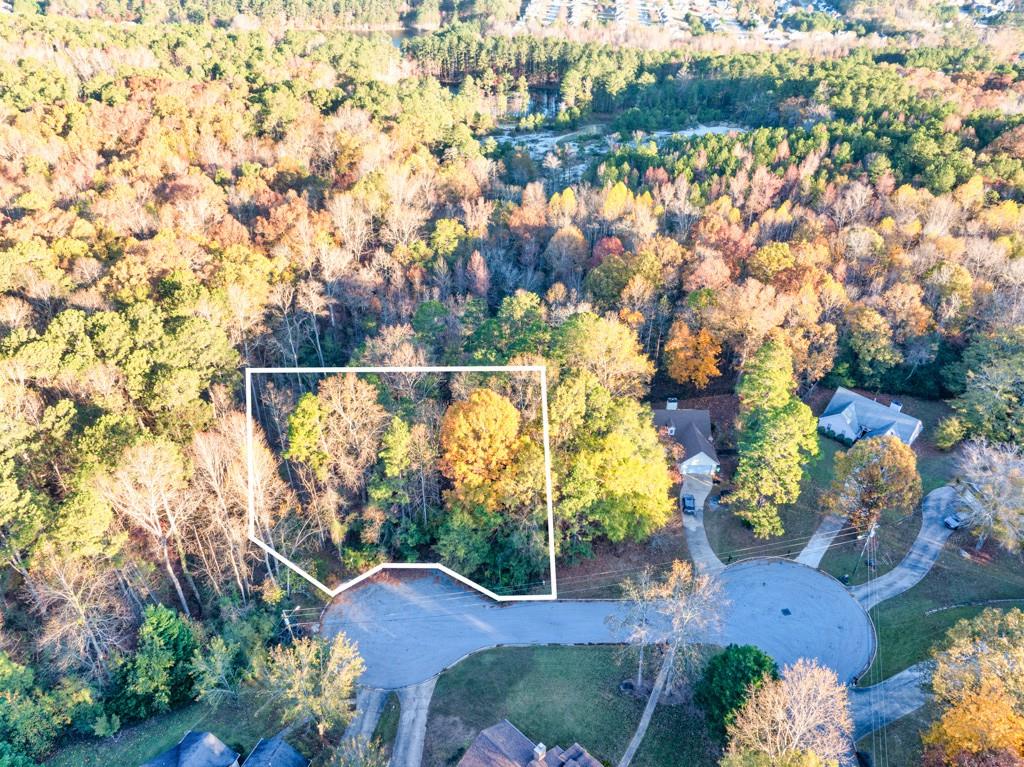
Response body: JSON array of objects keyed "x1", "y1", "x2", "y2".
[{"x1": 732, "y1": 339, "x2": 818, "y2": 538}]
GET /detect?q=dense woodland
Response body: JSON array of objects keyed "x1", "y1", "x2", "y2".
[{"x1": 2, "y1": 8, "x2": 1024, "y2": 766}]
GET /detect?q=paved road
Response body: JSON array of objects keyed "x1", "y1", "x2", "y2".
[
  {"x1": 322, "y1": 559, "x2": 875, "y2": 690},
  {"x1": 850, "y1": 663, "x2": 933, "y2": 740},
  {"x1": 680, "y1": 474, "x2": 724, "y2": 575},
  {"x1": 852, "y1": 487, "x2": 957, "y2": 611},
  {"x1": 797, "y1": 515, "x2": 848, "y2": 569}
]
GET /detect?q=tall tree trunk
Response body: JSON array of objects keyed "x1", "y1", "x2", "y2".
[
  {"x1": 160, "y1": 539, "x2": 191, "y2": 617},
  {"x1": 117, "y1": 568, "x2": 145, "y2": 617},
  {"x1": 617, "y1": 643, "x2": 677, "y2": 767},
  {"x1": 636, "y1": 642, "x2": 645, "y2": 690},
  {"x1": 176, "y1": 538, "x2": 203, "y2": 609}
]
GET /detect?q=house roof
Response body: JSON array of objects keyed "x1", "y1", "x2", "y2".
[
  {"x1": 819, "y1": 387, "x2": 922, "y2": 445},
  {"x1": 243, "y1": 736, "x2": 308, "y2": 767},
  {"x1": 458, "y1": 720, "x2": 537, "y2": 767},
  {"x1": 140, "y1": 731, "x2": 239, "y2": 767},
  {"x1": 458, "y1": 720, "x2": 604, "y2": 767},
  {"x1": 535, "y1": 744, "x2": 603, "y2": 766},
  {"x1": 651, "y1": 408, "x2": 718, "y2": 464}
]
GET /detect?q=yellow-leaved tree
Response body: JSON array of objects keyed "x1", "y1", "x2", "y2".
[
  {"x1": 665, "y1": 320, "x2": 721, "y2": 389},
  {"x1": 924, "y1": 677, "x2": 1024, "y2": 757},
  {"x1": 925, "y1": 608, "x2": 1024, "y2": 760},
  {"x1": 439, "y1": 388, "x2": 522, "y2": 507}
]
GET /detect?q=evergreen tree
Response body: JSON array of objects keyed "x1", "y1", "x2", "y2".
[{"x1": 732, "y1": 338, "x2": 818, "y2": 538}]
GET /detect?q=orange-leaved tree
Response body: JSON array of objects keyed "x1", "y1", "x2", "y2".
[{"x1": 665, "y1": 320, "x2": 721, "y2": 389}]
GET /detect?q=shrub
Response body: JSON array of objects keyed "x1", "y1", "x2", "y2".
[
  {"x1": 935, "y1": 416, "x2": 967, "y2": 450},
  {"x1": 695, "y1": 644, "x2": 778, "y2": 734}
]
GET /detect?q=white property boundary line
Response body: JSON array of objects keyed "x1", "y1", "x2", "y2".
[{"x1": 244, "y1": 365, "x2": 558, "y2": 602}]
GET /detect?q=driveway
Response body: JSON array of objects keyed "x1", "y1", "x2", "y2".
[
  {"x1": 852, "y1": 486, "x2": 957, "y2": 610},
  {"x1": 850, "y1": 662, "x2": 933, "y2": 740},
  {"x1": 797, "y1": 515, "x2": 847, "y2": 569},
  {"x1": 680, "y1": 473, "x2": 724, "y2": 575},
  {"x1": 390, "y1": 679, "x2": 436, "y2": 767},
  {"x1": 321, "y1": 559, "x2": 875, "y2": 689}
]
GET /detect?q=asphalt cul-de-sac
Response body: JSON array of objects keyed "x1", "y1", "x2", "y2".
[{"x1": 322, "y1": 558, "x2": 875, "y2": 690}]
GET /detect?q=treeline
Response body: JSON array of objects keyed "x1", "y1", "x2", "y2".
[
  {"x1": 41, "y1": 0, "x2": 408, "y2": 27},
  {"x1": 2, "y1": 14, "x2": 1024, "y2": 765}
]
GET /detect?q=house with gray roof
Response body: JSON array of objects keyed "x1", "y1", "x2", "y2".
[
  {"x1": 141, "y1": 731, "x2": 307, "y2": 767},
  {"x1": 818, "y1": 387, "x2": 922, "y2": 446},
  {"x1": 140, "y1": 731, "x2": 239, "y2": 767},
  {"x1": 458, "y1": 720, "x2": 602, "y2": 767},
  {"x1": 243, "y1": 735, "x2": 308, "y2": 767},
  {"x1": 652, "y1": 399, "x2": 719, "y2": 476}
]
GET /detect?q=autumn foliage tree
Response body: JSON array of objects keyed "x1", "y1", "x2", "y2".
[
  {"x1": 664, "y1": 320, "x2": 721, "y2": 389},
  {"x1": 439, "y1": 388, "x2": 522, "y2": 507},
  {"x1": 724, "y1": 659, "x2": 852, "y2": 767},
  {"x1": 924, "y1": 678, "x2": 1024, "y2": 760},
  {"x1": 825, "y1": 436, "x2": 922, "y2": 531},
  {"x1": 926, "y1": 609, "x2": 1024, "y2": 762}
]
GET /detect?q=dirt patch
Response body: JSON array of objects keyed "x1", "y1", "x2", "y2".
[
  {"x1": 556, "y1": 515, "x2": 689, "y2": 599},
  {"x1": 804, "y1": 386, "x2": 836, "y2": 416},
  {"x1": 421, "y1": 714, "x2": 475, "y2": 767}
]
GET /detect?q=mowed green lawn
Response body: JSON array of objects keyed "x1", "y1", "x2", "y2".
[
  {"x1": 45, "y1": 699, "x2": 282, "y2": 767},
  {"x1": 422, "y1": 645, "x2": 720, "y2": 767},
  {"x1": 859, "y1": 533, "x2": 1024, "y2": 684},
  {"x1": 857, "y1": 701, "x2": 938, "y2": 766},
  {"x1": 818, "y1": 504, "x2": 920, "y2": 587},
  {"x1": 704, "y1": 436, "x2": 838, "y2": 564}
]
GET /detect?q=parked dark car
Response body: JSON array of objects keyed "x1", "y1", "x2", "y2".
[{"x1": 681, "y1": 494, "x2": 696, "y2": 514}]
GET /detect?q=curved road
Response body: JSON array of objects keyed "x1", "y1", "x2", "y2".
[{"x1": 322, "y1": 559, "x2": 875, "y2": 690}]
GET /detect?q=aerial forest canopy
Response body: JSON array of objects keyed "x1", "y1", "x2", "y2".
[{"x1": 1, "y1": 10, "x2": 1024, "y2": 764}]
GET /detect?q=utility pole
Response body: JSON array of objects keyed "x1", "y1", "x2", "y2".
[{"x1": 850, "y1": 521, "x2": 877, "y2": 581}]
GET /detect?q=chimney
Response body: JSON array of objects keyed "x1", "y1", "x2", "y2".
[
  {"x1": 666, "y1": 397, "x2": 678, "y2": 411},
  {"x1": 889, "y1": 400, "x2": 903, "y2": 413},
  {"x1": 534, "y1": 743, "x2": 547, "y2": 761}
]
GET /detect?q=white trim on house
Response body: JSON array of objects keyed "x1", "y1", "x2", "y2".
[{"x1": 818, "y1": 387, "x2": 923, "y2": 446}]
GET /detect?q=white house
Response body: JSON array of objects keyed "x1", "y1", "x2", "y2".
[
  {"x1": 818, "y1": 387, "x2": 923, "y2": 446},
  {"x1": 652, "y1": 399, "x2": 719, "y2": 475}
]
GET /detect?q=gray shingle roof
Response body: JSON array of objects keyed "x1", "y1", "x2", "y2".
[
  {"x1": 651, "y1": 408, "x2": 718, "y2": 464},
  {"x1": 537, "y1": 743, "x2": 603, "y2": 766},
  {"x1": 140, "y1": 731, "x2": 239, "y2": 767},
  {"x1": 458, "y1": 720, "x2": 604, "y2": 767},
  {"x1": 458, "y1": 720, "x2": 537, "y2": 767},
  {"x1": 243, "y1": 736, "x2": 308, "y2": 767},
  {"x1": 818, "y1": 387, "x2": 922, "y2": 445}
]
